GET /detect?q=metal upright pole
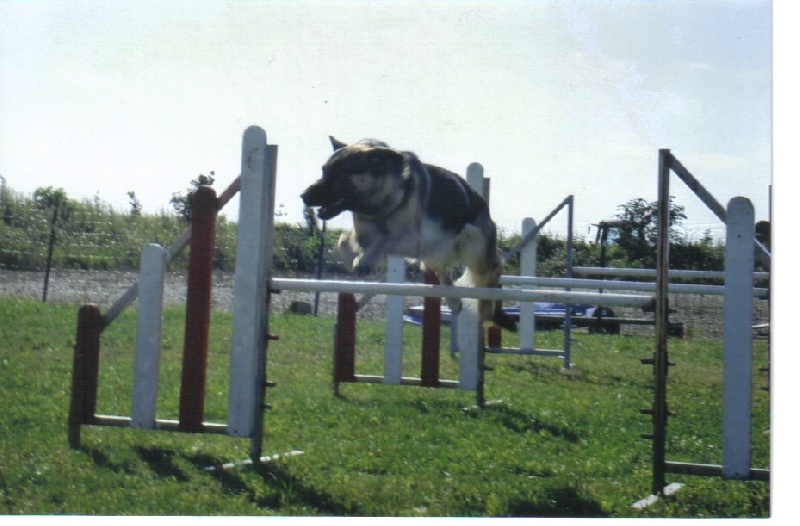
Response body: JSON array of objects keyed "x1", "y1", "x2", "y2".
[
  {"x1": 652, "y1": 149, "x2": 672, "y2": 495},
  {"x1": 563, "y1": 196, "x2": 574, "y2": 369}
]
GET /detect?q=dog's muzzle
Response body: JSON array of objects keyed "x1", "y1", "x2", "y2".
[
  {"x1": 316, "y1": 200, "x2": 347, "y2": 220},
  {"x1": 301, "y1": 184, "x2": 348, "y2": 220}
]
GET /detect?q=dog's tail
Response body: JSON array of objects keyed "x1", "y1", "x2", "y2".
[{"x1": 455, "y1": 267, "x2": 518, "y2": 333}]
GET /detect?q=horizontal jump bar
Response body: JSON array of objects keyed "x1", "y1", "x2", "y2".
[
  {"x1": 271, "y1": 278, "x2": 655, "y2": 308},
  {"x1": 665, "y1": 461, "x2": 770, "y2": 482},
  {"x1": 89, "y1": 414, "x2": 229, "y2": 434},
  {"x1": 500, "y1": 275, "x2": 768, "y2": 298},
  {"x1": 573, "y1": 266, "x2": 769, "y2": 281},
  {"x1": 485, "y1": 347, "x2": 566, "y2": 357},
  {"x1": 345, "y1": 375, "x2": 460, "y2": 388}
]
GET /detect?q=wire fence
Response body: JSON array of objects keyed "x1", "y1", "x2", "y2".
[
  {"x1": 1, "y1": 203, "x2": 194, "y2": 271},
  {"x1": 0, "y1": 185, "x2": 768, "y2": 339}
]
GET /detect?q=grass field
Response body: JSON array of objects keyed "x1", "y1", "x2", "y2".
[{"x1": 0, "y1": 296, "x2": 770, "y2": 517}]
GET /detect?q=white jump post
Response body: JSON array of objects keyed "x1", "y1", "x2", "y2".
[
  {"x1": 131, "y1": 243, "x2": 168, "y2": 429},
  {"x1": 383, "y1": 256, "x2": 406, "y2": 384},
  {"x1": 228, "y1": 126, "x2": 277, "y2": 459},
  {"x1": 722, "y1": 196, "x2": 756, "y2": 479},
  {"x1": 457, "y1": 163, "x2": 488, "y2": 394}
]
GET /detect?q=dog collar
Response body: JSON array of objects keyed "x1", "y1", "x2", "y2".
[{"x1": 360, "y1": 171, "x2": 415, "y2": 233}]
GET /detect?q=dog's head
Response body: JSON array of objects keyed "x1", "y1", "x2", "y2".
[{"x1": 301, "y1": 136, "x2": 406, "y2": 220}]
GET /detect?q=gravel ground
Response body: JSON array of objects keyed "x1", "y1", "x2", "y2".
[
  {"x1": 0, "y1": 268, "x2": 395, "y2": 320},
  {"x1": 1, "y1": 269, "x2": 769, "y2": 339}
]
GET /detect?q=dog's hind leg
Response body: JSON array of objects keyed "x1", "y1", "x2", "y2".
[
  {"x1": 422, "y1": 263, "x2": 462, "y2": 315},
  {"x1": 459, "y1": 246, "x2": 518, "y2": 332},
  {"x1": 440, "y1": 270, "x2": 463, "y2": 315}
]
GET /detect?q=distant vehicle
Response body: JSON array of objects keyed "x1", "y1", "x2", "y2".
[{"x1": 404, "y1": 302, "x2": 620, "y2": 333}]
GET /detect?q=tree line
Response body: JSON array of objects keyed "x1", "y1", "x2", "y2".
[{"x1": 0, "y1": 176, "x2": 768, "y2": 279}]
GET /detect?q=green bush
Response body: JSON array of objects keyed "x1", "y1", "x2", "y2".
[{"x1": 0, "y1": 183, "x2": 733, "y2": 277}]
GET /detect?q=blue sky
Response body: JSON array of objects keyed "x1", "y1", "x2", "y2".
[{"x1": 0, "y1": 0, "x2": 775, "y2": 241}]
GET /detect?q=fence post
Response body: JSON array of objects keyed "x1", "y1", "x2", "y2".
[
  {"x1": 42, "y1": 204, "x2": 60, "y2": 302},
  {"x1": 131, "y1": 244, "x2": 168, "y2": 429},
  {"x1": 178, "y1": 186, "x2": 217, "y2": 432},
  {"x1": 722, "y1": 197, "x2": 755, "y2": 479}
]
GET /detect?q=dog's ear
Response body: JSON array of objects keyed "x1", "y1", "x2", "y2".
[
  {"x1": 367, "y1": 147, "x2": 404, "y2": 175},
  {"x1": 329, "y1": 136, "x2": 348, "y2": 151}
]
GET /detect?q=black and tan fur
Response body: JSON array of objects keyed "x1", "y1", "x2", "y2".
[{"x1": 301, "y1": 137, "x2": 516, "y2": 332}]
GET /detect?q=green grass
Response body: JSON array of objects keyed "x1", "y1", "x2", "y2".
[{"x1": 0, "y1": 296, "x2": 770, "y2": 517}]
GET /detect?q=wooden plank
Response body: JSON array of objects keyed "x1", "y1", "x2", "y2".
[
  {"x1": 457, "y1": 300, "x2": 481, "y2": 390},
  {"x1": 383, "y1": 256, "x2": 405, "y2": 384},
  {"x1": 228, "y1": 126, "x2": 274, "y2": 439},
  {"x1": 421, "y1": 271, "x2": 442, "y2": 387},
  {"x1": 722, "y1": 197, "x2": 755, "y2": 479},
  {"x1": 178, "y1": 186, "x2": 217, "y2": 432},
  {"x1": 131, "y1": 244, "x2": 168, "y2": 429}
]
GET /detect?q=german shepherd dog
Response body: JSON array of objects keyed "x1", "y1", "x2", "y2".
[{"x1": 301, "y1": 137, "x2": 517, "y2": 332}]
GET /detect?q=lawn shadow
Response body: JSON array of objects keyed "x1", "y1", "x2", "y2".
[
  {"x1": 473, "y1": 403, "x2": 580, "y2": 443},
  {"x1": 187, "y1": 453, "x2": 276, "y2": 508},
  {"x1": 506, "y1": 486, "x2": 607, "y2": 518},
  {"x1": 132, "y1": 446, "x2": 190, "y2": 482},
  {"x1": 83, "y1": 446, "x2": 138, "y2": 475},
  {"x1": 186, "y1": 453, "x2": 361, "y2": 515},
  {"x1": 254, "y1": 461, "x2": 361, "y2": 515}
]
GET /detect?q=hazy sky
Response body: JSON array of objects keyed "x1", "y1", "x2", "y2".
[{"x1": 0, "y1": 0, "x2": 774, "y2": 241}]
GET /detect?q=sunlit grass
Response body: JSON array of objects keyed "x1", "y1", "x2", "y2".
[{"x1": 0, "y1": 297, "x2": 769, "y2": 516}]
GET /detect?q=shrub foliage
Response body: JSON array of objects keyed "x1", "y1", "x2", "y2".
[{"x1": 1, "y1": 181, "x2": 752, "y2": 276}]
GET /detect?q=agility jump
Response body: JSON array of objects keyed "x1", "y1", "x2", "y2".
[
  {"x1": 634, "y1": 149, "x2": 770, "y2": 500},
  {"x1": 68, "y1": 127, "x2": 277, "y2": 462},
  {"x1": 67, "y1": 127, "x2": 769, "y2": 495}
]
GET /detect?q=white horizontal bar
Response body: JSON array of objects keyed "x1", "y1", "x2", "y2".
[
  {"x1": 91, "y1": 415, "x2": 229, "y2": 434},
  {"x1": 271, "y1": 278, "x2": 654, "y2": 308},
  {"x1": 573, "y1": 266, "x2": 769, "y2": 281},
  {"x1": 485, "y1": 347, "x2": 566, "y2": 357},
  {"x1": 350, "y1": 375, "x2": 460, "y2": 388},
  {"x1": 500, "y1": 275, "x2": 768, "y2": 298}
]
